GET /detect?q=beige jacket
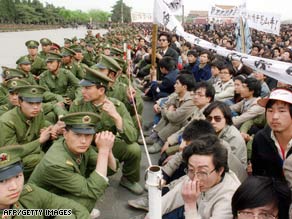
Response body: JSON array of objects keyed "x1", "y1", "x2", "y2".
[
  {"x1": 161, "y1": 171, "x2": 241, "y2": 218},
  {"x1": 214, "y1": 79, "x2": 235, "y2": 102},
  {"x1": 154, "y1": 91, "x2": 196, "y2": 141},
  {"x1": 230, "y1": 97, "x2": 265, "y2": 128},
  {"x1": 218, "y1": 125, "x2": 247, "y2": 166}
]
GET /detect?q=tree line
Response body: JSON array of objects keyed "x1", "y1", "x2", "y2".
[{"x1": 0, "y1": 0, "x2": 121, "y2": 25}]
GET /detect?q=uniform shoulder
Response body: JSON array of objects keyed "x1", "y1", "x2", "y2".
[
  {"x1": 72, "y1": 97, "x2": 85, "y2": 106},
  {"x1": 108, "y1": 97, "x2": 122, "y2": 107}
]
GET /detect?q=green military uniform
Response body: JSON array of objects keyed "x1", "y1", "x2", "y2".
[
  {"x1": 97, "y1": 55, "x2": 144, "y2": 130},
  {"x1": 0, "y1": 79, "x2": 30, "y2": 116},
  {"x1": 0, "y1": 146, "x2": 90, "y2": 219},
  {"x1": 23, "y1": 40, "x2": 47, "y2": 76},
  {"x1": 0, "y1": 67, "x2": 27, "y2": 106},
  {"x1": 0, "y1": 85, "x2": 49, "y2": 177},
  {"x1": 29, "y1": 112, "x2": 114, "y2": 211},
  {"x1": 61, "y1": 47, "x2": 84, "y2": 79},
  {"x1": 16, "y1": 56, "x2": 38, "y2": 85},
  {"x1": 82, "y1": 42, "x2": 97, "y2": 67},
  {"x1": 39, "y1": 52, "x2": 81, "y2": 101},
  {"x1": 69, "y1": 67, "x2": 142, "y2": 194},
  {"x1": 39, "y1": 38, "x2": 52, "y2": 60}
]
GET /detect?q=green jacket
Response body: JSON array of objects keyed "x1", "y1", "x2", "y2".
[
  {"x1": 22, "y1": 55, "x2": 47, "y2": 76},
  {"x1": 0, "y1": 85, "x2": 8, "y2": 105},
  {"x1": 29, "y1": 139, "x2": 109, "y2": 211},
  {"x1": 82, "y1": 51, "x2": 97, "y2": 67},
  {"x1": 0, "y1": 107, "x2": 49, "y2": 156},
  {"x1": 70, "y1": 97, "x2": 137, "y2": 144},
  {"x1": 62, "y1": 61, "x2": 85, "y2": 80},
  {"x1": 108, "y1": 82, "x2": 143, "y2": 116},
  {"x1": 0, "y1": 183, "x2": 90, "y2": 219},
  {"x1": 39, "y1": 68, "x2": 81, "y2": 101}
]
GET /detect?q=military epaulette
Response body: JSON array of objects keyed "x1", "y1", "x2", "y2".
[
  {"x1": 24, "y1": 184, "x2": 33, "y2": 193},
  {"x1": 109, "y1": 97, "x2": 121, "y2": 107},
  {"x1": 66, "y1": 160, "x2": 74, "y2": 166}
]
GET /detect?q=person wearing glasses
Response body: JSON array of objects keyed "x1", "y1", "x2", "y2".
[
  {"x1": 203, "y1": 101, "x2": 247, "y2": 166},
  {"x1": 232, "y1": 176, "x2": 291, "y2": 219},
  {"x1": 160, "y1": 136, "x2": 240, "y2": 219},
  {"x1": 214, "y1": 63, "x2": 235, "y2": 102}
]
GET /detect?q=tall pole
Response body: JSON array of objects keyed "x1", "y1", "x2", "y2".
[
  {"x1": 182, "y1": 4, "x2": 184, "y2": 26},
  {"x1": 121, "y1": 0, "x2": 124, "y2": 23}
]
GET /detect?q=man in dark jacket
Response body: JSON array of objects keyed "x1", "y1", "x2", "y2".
[
  {"x1": 251, "y1": 88, "x2": 292, "y2": 179},
  {"x1": 145, "y1": 56, "x2": 178, "y2": 100}
]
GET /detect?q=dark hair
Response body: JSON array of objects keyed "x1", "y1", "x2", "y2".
[
  {"x1": 158, "y1": 32, "x2": 171, "y2": 43},
  {"x1": 176, "y1": 74, "x2": 195, "y2": 91},
  {"x1": 179, "y1": 69, "x2": 192, "y2": 75},
  {"x1": 182, "y1": 135, "x2": 229, "y2": 175},
  {"x1": 159, "y1": 56, "x2": 176, "y2": 71},
  {"x1": 183, "y1": 42, "x2": 192, "y2": 49},
  {"x1": 210, "y1": 60, "x2": 225, "y2": 69},
  {"x1": 266, "y1": 99, "x2": 292, "y2": 118},
  {"x1": 187, "y1": 50, "x2": 198, "y2": 57},
  {"x1": 203, "y1": 101, "x2": 233, "y2": 125},
  {"x1": 182, "y1": 119, "x2": 216, "y2": 141},
  {"x1": 232, "y1": 176, "x2": 291, "y2": 219},
  {"x1": 243, "y1": 77, "x2": 262, "y2": 97},
  {"x1": 220, "y1": 63, "x2": 235, "y2": 75},
  {"x1": 193, "y1": 81, "x2": 215, "y2": 102},
  {"x1": 199, "y1": 49, "x2": 212, "y2": 60},
  {"x1": 233, "y1": 74, "x2": 247, "y2": 83}
]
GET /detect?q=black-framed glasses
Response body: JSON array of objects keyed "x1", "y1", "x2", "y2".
[
  {"x1": 237, "y1": 211, "x2": 277, "y2": 219},
  {"x1": 184, "y1": 168, "x2": 216, "y2": 180},
  {"x1": 206, "y1": 116, "x2": 224, "y2": 123}
]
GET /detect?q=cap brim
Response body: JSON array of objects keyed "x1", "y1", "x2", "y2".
[
  {"x1": 79, "y1": 79, "x2": 95, "y2": 87},
  {"x1": 21, "y1": 96, "x2": 43, "y2": 103},
  {"x1": 19, "y1": 62, "x2": 31, "y2": 65},
  {"x1": 70, "y1": 127, "x2": 96, "y2": 134},
  {"x1": 0, "y1": 162, "x2": 23, "y2": 181}
]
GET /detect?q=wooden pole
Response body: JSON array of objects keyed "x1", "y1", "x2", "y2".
[{"x1": 151, "y1": 24, "x2": 158, "y2": 68}]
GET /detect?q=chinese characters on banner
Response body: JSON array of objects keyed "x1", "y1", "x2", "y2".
[
  {"x1": 131, "y1": 12, "x2": 153, "y2": 23},
  {"x1": 154, "y1": 0, "x2": 292, "y2": 84}
]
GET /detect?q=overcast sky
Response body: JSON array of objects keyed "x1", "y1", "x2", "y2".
[{"x1": 40, "y1": 0, "x2": 292, "y2": 20}]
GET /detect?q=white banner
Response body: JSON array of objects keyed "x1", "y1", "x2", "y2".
[
  {"x1": 131, "y1": 12, "x2": 153, "y2": 23},
  {"x1": 162, "y1": 0, "x2": 184, "y2": 12},
  {"x1": 246, "y1": 11, "x2": 281, "y2": 35},
  {"x1": 153, "y1": 0, "x2": 292, "y2": 85},
  {"x1": 208, "y1": 5, "x2": 240, "y2": 18}
]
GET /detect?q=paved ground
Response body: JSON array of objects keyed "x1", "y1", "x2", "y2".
[{"x1": 0, "y1": 27, "x2": 159, "y2": 219}]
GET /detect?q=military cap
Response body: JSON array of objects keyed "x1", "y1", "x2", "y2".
[
  {"x1": 80, "y1": 66, "x2": 114, "y2": 87},
  {"x1": 72, "y1": 36, "x2": 78, "y2": 42},
  {"x1": 86, "y1": 41, "x2": 94, "y2": 47},
  {"x1": 99, "y1": 54, "x2": 122, "y2": 73},
  {"x1": 103, "y1": 43, "x2": 111, "y2": 49},
  {"x1": 15, "y1": 85, "x2": 47, "y2": 102},
  {"x1": 94, "y1": 63, "x2": 107, "y2": 70},
  {"x1": 2, "y1": 67, "x2": 25, "y2": 80},
  {"x1": 25, "y1": 40, "x2": 39, "y2": 48},
  {"x1": 46, "y1": 52, "x2": 62, "y2": 62},
  {"x1": 0, "y1": 146, "x2": 24, "y2": 181},
  {"x1": 16, "y1": 56, "x2": 31, "y2": 65},
  {"x1": 70, "y1": 45, "x2": 82, "y2": 53},
  {"x1": 79, "y1": 38, "x2": 85, "y2": 42},
  {"x1": 64, "y1": 38, "x2": 72, "y2": 44},
  {"x1": 60, "y1": 112, "x2": 100, "y2": 134},
  {"x1": 113, "y1": 57, "x2": 127, "y2": 73},
  {"x1": 111, "y1": 47, "x2": 123, "y2": 56},
  {"x1": 7, "y1": 79, "x2": 31, "y2": 93},
  {"x1": 61, "y1": 47, "x2": 76, "y2": 57},
  {"x1": 40, "y1": 38, "x2": 52, "y2": 46}
]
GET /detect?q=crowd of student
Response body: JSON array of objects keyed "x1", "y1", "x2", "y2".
[{"x1": 129, "y1": 25, "x2": 292, "y2": 219}]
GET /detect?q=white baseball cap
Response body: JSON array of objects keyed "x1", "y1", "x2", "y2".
[{"x1": 258, "y1": 88, "x2": 292, "y2": 107}]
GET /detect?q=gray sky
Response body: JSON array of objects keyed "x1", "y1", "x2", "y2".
[{"x1": 40, "y1": 0, "x2": 292, "y2": 20}]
